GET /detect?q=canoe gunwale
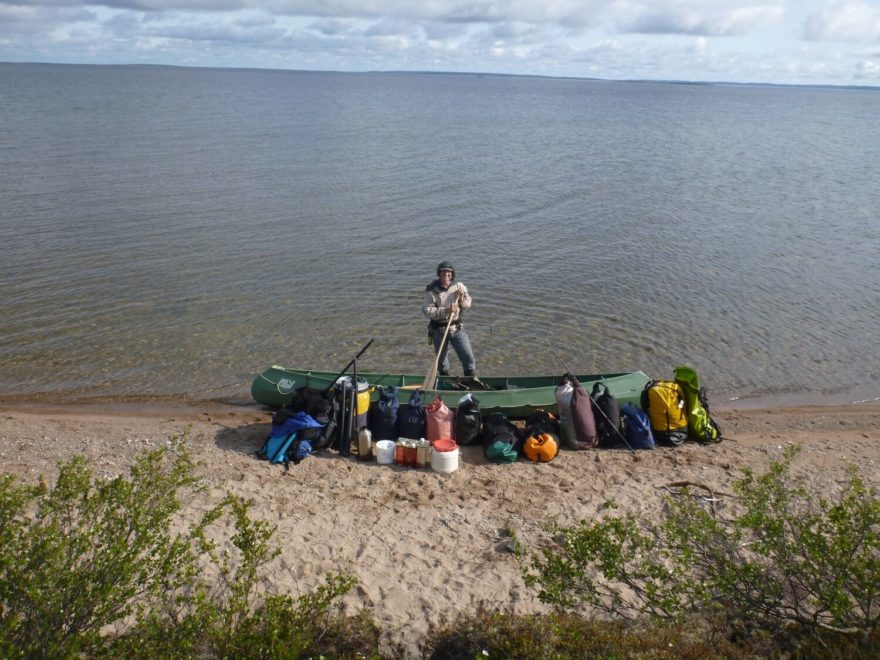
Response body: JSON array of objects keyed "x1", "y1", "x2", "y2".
[{"x1": 251, "y1": 366, "x2": 650, "y2": 418}]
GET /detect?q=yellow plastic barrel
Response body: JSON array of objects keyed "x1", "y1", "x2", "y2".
[{"x1": 336, "y1": 376, "x2": 371, "y2": 426}]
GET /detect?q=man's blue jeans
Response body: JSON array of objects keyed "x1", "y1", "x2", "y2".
[{"x1": 432, "y1": 325, "x2": 476, "y2": 376}]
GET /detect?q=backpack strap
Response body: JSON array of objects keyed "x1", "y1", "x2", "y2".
[
  {"x1": 641, "y1": 379, "x2": 655, "y2": 411},
  {"x1": 698, "y1": 386, "x2": 723, "y2": 442},
  {"x1": 283, "y1": 436, "x2": 305, "y2": 472}
]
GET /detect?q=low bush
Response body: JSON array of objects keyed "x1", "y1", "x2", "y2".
[
  {"x1": 0, "y1": 435, "x2": 379, "y2": 658},
  {"x1": 524, "y1": 447, "x2": 880, "y2": 654},
  {"x1": 423, "y1": 605, "x2": 745, "y2": 659},
  {"x1": 6, "y1": 435, "x2": 876, "y2": 657}
]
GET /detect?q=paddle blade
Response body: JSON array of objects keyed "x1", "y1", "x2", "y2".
[{"x1": 423, "y1": 362, "x2": 440, "y2": 391}]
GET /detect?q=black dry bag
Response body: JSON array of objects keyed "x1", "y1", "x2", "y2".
[
  {"x1": 454, "y1": 393, "x2": 481, "y2": 446},
  {"x1": 368, "y1": 386, "x2": 399, "y2": 440},
  {"x1": 397, "y1": 388, "x2": 427, "y2": 439}
]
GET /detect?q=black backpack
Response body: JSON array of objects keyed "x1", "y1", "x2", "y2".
[
  {"x1": 281, "y1": 386, "x2": 332, "y2": 425},
  {"x1": 523, "y1": 409, "x2": 560, "y2": 440},
  {"x1": 591, "y1": 382, "x2": 622, "y2": 447},
  {"x1": 278, "y1": 386, "x2": 338, "y2": 451}
]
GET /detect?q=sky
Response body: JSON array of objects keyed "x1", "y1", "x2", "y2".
[{"x1": 1, "y1": 0, "x2": 880, "y2": 86}]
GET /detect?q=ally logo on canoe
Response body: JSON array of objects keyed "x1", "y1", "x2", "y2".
[{"x1": 277, "y1": 378, "x2": 296, "y2": 393}]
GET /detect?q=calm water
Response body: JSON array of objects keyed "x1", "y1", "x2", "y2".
[{"x1": 1, "y1": 63, "x2": 878, "y2": 407}]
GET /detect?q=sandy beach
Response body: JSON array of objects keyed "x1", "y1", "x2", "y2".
[{"x1": 1, "y1": 399, "x2": 878, "y2": 656}]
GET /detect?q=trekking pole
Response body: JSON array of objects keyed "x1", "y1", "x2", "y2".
[
  {"x1": 551, "y1": 351, "x2": 636, "y2": 455},
  {"x1": 337, "y1": 379, "x2": 350, "y2": 456},
  {"x1": 351, "y1": 355, "x2": 361, "y2": 447},
  {"x1": 344, "y1": 379, "x2": 355, "y2": 457},
  {"x1": 335, "y1": 379, "x2": 344, "y2": 453}
]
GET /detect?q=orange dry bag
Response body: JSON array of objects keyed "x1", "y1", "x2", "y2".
[{"x1": 523, "y1": 433, "x2": 559, "y2": 463}]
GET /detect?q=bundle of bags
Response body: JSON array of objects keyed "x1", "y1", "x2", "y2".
[
  {"x1": 361, "y1": 364, "x2": 721, "y2": 466},
  {"x1": 257, "y1": 386, "x2": 337, "y2": 469},
  {"x1": 553, "y1": 366, "x2": 722, "y2": 450},
  {"x1": 366, "y1": 386, "x2": 551, "y2": 464}
]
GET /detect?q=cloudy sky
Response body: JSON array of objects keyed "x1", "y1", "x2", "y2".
[{"x1": 2, "y1": 0, "x2": 879, "y2": 86}]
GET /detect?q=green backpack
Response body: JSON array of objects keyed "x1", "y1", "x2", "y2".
[{"x1": 673, "y1": 365, "x2": 722, "y2": 443}]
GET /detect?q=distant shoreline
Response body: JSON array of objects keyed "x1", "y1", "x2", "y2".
[{"x1": 2, "y1": 60, "x2": 877, "y2": 92}]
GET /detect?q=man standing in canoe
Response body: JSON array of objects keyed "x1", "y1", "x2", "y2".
[{"x1": 423, "y1": 261, "x2": 477, "y2": 377}]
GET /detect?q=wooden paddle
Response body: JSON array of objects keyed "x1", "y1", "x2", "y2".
[{"x1": 423, "y1": 295, "x2": 460, "y2": 391}]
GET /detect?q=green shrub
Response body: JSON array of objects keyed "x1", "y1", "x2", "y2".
[
  {"x1": 114, "y1": 571, "x2": 376, "y2": 659},
  {"x1": 423, "y1": 605, "x2": 743, "y2": 659},
  {"x1": 0, "y1": 438, "x2": 200, "y2": 657},
  {"x1": 524, "y1": 447, "x2": 880, "y2": 651},
  {"x1": 0, "y1": 435, "x2": 379, "y2": 658}
]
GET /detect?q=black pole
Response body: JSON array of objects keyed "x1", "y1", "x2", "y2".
[
  {"x1": 323, "y1": 339, "x2": 374, "y2": 396},
  {"x1": 346, "y1": 379, "x2": 355, "y2": 455},
  {"x1": 352, "y1": 356, "x2": 360, "y2": 431},
  {"x1": 334, "y1": 381, "x2": 344, "y2": 453},
  {"x1": 338, "y1": 380, "x2": 349, "y2": 456}
]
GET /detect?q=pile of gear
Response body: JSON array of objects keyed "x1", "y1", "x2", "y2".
[{"x1": 256, "y1": 364, "x2": 722, "y2": 470}]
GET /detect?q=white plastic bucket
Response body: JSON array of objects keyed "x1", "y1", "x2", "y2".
[
  {"x1": 375, "y1": 440, "x2": 396, "y2": 465},
  {"x1": 431, "y1": 447, "x2": 460, "y2": 474}
]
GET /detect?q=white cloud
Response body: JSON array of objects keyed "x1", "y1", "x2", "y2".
[
  {"x1": 804, "y1": 0, "x2": 880, "y2": 42},
  {"x1": 148, "y1": 16, "x2": 288, "y2": 45},
  {"x1": 859, "y1": 58, "x2": 880, "y2": 72},
  {"x1": 362, "y1": 17, "x2": 416, "y2": 37},
  {"x1": 611, "y1": 0, "x2": 785, "y2": 36},
  {"x1": 306, "y1": 17, "x2": 357, "y2": 36},
  {"x1": 1, "y1": 0, "x2": 879, "y2": 85},
  {"x1": 0, "y1": 3, "x2": 93, "y2": 35},
  {"x1": 4, "y1": 0, "x2": 787, "y2": 34},
  {"x1": 422, "y1": 20, "x2": 467, "y2": 40}
]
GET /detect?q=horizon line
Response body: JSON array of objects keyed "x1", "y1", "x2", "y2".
[{"x1": 3, "y1": 59, "x2": 878, "y2": 92}]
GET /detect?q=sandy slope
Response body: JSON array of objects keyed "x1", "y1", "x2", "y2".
[{"x1": 1, "y1": 401, "x2": 878, "y2": 656}]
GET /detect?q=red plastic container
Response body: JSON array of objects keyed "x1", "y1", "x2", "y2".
[{"x1": 432, "y1": 438, "x2": 458, "y2": 453}]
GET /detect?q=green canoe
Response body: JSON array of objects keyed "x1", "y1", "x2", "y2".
[{"x1": 251, "y1": 366, "x2": 650, "y2": 418}]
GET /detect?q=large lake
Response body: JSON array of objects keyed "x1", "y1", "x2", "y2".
[{"x1": 1, "y1": 63, "x2": 878, "y2": 408}]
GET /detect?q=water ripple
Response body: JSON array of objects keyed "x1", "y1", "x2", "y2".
[{"x1": 1, "y1": 65, "x2": 878, "y2": 405}]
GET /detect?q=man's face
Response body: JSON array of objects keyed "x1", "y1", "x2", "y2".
[{"x1": 439, "y1": 270, "x2": 453, "y2": 287}]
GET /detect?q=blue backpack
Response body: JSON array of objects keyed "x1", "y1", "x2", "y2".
[
  {"x1": 258, "y1": 411, "x2": 323, "y2": 468},
  {"x1": 620, "y1": 404, "x2": 655, "y2": 450}
]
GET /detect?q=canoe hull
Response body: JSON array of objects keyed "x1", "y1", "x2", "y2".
[{"x1": 251, "y1": 366, "x2": 649, "y2": 418}]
